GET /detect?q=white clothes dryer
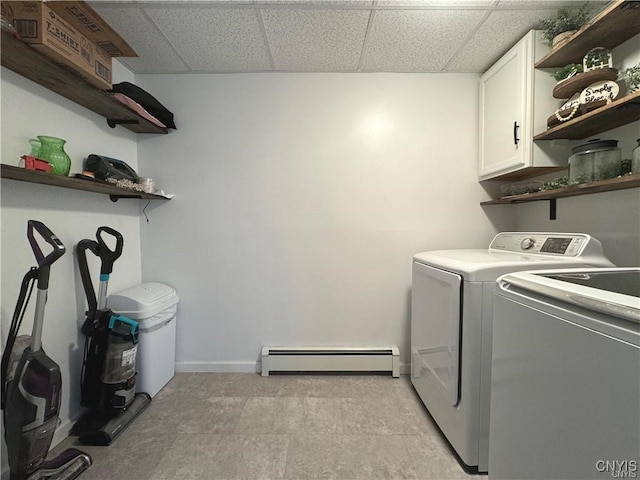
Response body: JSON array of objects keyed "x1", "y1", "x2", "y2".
[{"x1": 410, "y1": 232, "x2": 614, "y2": 473}]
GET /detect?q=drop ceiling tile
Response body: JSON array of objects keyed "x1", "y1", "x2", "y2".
[
  {"x1": 257, "y1": 0, "x2": 373, "y2": 4},
  {"x1": 90, "y1": 6, "x2": 189, "y2": 73},
  {"x1": 154, "y1": 1, "x2": 373, "y2": 3},
  {"x1": 495, "y1": 0, "x2": 606, "y2": 7},
  {"x1": 361, "y1": 9, "x2": 487, "y2": 72},
  {"x1": 116, "y1": 0, "x2": 374, "y2": 5},
  {"x1": 445, "y1": 8, "x2": 558, "y2": 72},
  {"x1": 262, "y1": 9, "x2": 370, "y2": 71},
  {"x1": 376, "y1": 0, "x2": 495, "y2": 6},
  {"x1": 144, "y1": 7, "x2": 272, "y2": 71},
  {"x1": 91, "y1": 0, "x2": 601, "y2": 74},
  {"x1": 89, "y1": 1, "x2": 142, "y2": 5}
]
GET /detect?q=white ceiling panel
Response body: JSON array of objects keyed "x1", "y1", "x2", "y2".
[
  {"x1": 144, "y1": 7, "x2": 273, "y2": 71},
  {"x1": 88, "y1": 0, "x2": 612, "y2": 74},
  {"x1": 114, "y1": 0, "x2": 373, "y2": 4},
  {"x1": 444, "y1": 8, "x2": 558, "y2": 72},
  {"x1": 376, "y1": 0, "x2": 496, "y2": 6},
  {"x1": 256, "y1": 0, "x2": 373, "y2": 4},
  {"x1": 362, "y1": 9, "x2": 488, "y2": 72},
  {"x1": 495, "y1": 0, "x2": 606, "y2": 6},
  {"x1": 262, "y1": 9, "x2": 370, "y2": 71},
  {"x1": 91, "y1": 6, "x2": 189, "y2": 73}
]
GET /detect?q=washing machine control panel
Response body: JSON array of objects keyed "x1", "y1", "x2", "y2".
[
  {"x1": 539, "y1": 237, "x2": 575, "y2": 254},
  {"x1": 490, "y1": 233, "x2": 590, "y2": 257}
]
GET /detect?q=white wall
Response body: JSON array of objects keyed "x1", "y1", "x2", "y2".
[
  {"x1": 1, "y1": 60, "x2": 143, "y2": 467},
  {"x1": 135, "y1": 73, "x2": 513, "y2": 373}
]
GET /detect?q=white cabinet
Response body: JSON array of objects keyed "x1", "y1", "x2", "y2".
[{"x1": 479, "y1": 30, "x2": 568, "y2": 181}]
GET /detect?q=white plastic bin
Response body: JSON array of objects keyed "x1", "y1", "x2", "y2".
[{"x1": 107, "y1": 282, "x2": 179, "y2": 398}]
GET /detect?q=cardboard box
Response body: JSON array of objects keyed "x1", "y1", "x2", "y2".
[
  {"x1": 45, "y1": 1, "x2": 137, "y2": 57},
  {"x1": 4, "y1": 1, "x2": 112, "y2": 89}
]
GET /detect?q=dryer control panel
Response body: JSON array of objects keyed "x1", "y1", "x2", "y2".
[{"x1": 489, "y1": 233, "x2": 594, "y2": 257}]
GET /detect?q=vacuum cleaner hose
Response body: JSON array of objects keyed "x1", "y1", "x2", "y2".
[{"x1": 0, "y1": 268, "x2": 37, "y2": 410}]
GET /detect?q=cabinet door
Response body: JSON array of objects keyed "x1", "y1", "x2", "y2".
[{"x1": 479, "y1": 33, "x2": 531, "y2": 180}]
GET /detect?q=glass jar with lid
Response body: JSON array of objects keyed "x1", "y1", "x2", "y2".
[{"x1": 569, "y1": 139, "x2": 621, "y2": 184}]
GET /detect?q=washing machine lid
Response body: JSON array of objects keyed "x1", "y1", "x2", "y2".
[
  {"x1": 413, "y1": 232, "x2": 614, "y2": 282},
  {"x1": 499, "y1": 268, "x2": 640, "y2": 323}
]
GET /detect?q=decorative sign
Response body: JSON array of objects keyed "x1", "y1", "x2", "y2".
[
  {"x1": 560, "y1": 93, "x2": 580, "y2": 111},
  {"x1": 552, "y1": 80, "x2": 618, "y2": 125},
  {"x1": 552, "y1": 76, "x2": 619, "y2": 126},
  {"x1": 583, "y1": 47, "x2": 613, "y2": 72},
  {"x1": 554, "y1": 93, "x2": 581, "y2": 123},
  {"x1": 579, "y1": 80, "x2": 619, "y2": 104}
]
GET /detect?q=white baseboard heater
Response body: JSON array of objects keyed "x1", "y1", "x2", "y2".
[{"x1": 261, "y1": 346, "x2": 400, "y2": 377}]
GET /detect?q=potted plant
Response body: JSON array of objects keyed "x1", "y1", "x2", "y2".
[
  {"x1": 540, "y1": 4, "x2": 592, "y2": 47},
  {"x1": 552, "y1": 63, "x2": 583, "y2": 82},
  {"x1": 623, "y1": 64, "x2": 640, "y2": 93}
]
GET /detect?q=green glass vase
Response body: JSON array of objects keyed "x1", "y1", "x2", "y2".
[
  {"x1": 28, "y1": 138, "x2": 41, "y2": 156},
  {"x1": 37, "y1": 136, "x2": 71, "y2": 176}
]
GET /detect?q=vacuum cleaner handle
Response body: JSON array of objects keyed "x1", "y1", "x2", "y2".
[
  {"x1": 96, "y1": 227, "x2": 124, "y2": 275},
  {"x1": 76, "y1": 239, "x2": 100, "y2": 319},
  {"x1": 27, "y1": 220, "x2": 66, "y2": 290}
]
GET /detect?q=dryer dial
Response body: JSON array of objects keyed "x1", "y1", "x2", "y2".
[{"x1": 520, "y1": 238, "x2": 535, "y2": 250}]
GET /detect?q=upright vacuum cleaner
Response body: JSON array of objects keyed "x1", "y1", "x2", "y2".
[
  {"x1": 72, "y1": 227, "x2": 150, "y2": 446},
  {"x1": 1, "y1": 220, "x2": 92, "y2": 480}
]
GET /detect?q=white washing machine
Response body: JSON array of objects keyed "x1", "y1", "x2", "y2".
[
  {"x1": 489, "y1": 268, "x2": 639, "y2": 479},
  {"x1": 410, "y1": 232, "x2": 614, "y2": 473}
]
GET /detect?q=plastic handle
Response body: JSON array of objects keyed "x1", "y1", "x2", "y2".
[
  {"x1": 108, "y1": 314, "x2": 139, "y2": 342},
  {"x1": 27, "y1": 220, "x2": 65, "y2": 289},
  {"x1": 27, "y1": 220, "x2": 66, "y2": 268},
  {"x1": 96, "y1": 226, "x2": 124, "y2": 275},
  {"x1": 76, "y1": 239, "x2": 100, "y2": 317}
]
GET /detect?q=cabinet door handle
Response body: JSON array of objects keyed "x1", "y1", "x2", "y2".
[{"x1": 513, "y1": 121, "x2": 520, "y2": 146}]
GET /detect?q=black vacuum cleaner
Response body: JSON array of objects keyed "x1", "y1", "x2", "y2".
[
  {"x1": 1, "y1": 220, "x2": 92, "y2": 480},
  {"x1": 71, "y1": 227, "x2": 150, "y2": 446}
]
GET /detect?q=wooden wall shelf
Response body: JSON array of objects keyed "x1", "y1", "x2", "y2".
[
  {"x1": 533, "y1": 91, "x2": 640, "y2": 141},
  {"x1": 1, "y1": 164, "x2": 170, "y2": 202},
  {"x1": 535, "y1": 1, "x2": 640, "y2": 69},
  {"x1": 480, "y1": 174, "x2": 640, "y2": 205},
  {"x1": 0, "y1": 30, "x2": 167, "y2": 135},
  {"x1": 532, "y1": 1, "x2": 640, "y2": 142}
]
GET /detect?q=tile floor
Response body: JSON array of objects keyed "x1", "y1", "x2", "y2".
[{"x1": 58, "y1": 373, "x2": 480, "y2": 480}]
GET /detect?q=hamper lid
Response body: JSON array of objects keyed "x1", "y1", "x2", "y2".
[{"x1": 107, "y1": 282, "x2": 179, "y2": 319}]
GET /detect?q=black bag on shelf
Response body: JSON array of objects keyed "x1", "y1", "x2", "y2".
[{"x1": 110, "y1": 82, "x2": 176, "y2": 129}]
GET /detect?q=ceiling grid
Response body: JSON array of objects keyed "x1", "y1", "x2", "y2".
[{"x1": 89, "y1": 0, "x2": 610, "y2": 74}]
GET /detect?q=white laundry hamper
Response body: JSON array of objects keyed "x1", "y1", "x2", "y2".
[{"x1": 107, "y1": 282, "x2": 179, "y2": 398}]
